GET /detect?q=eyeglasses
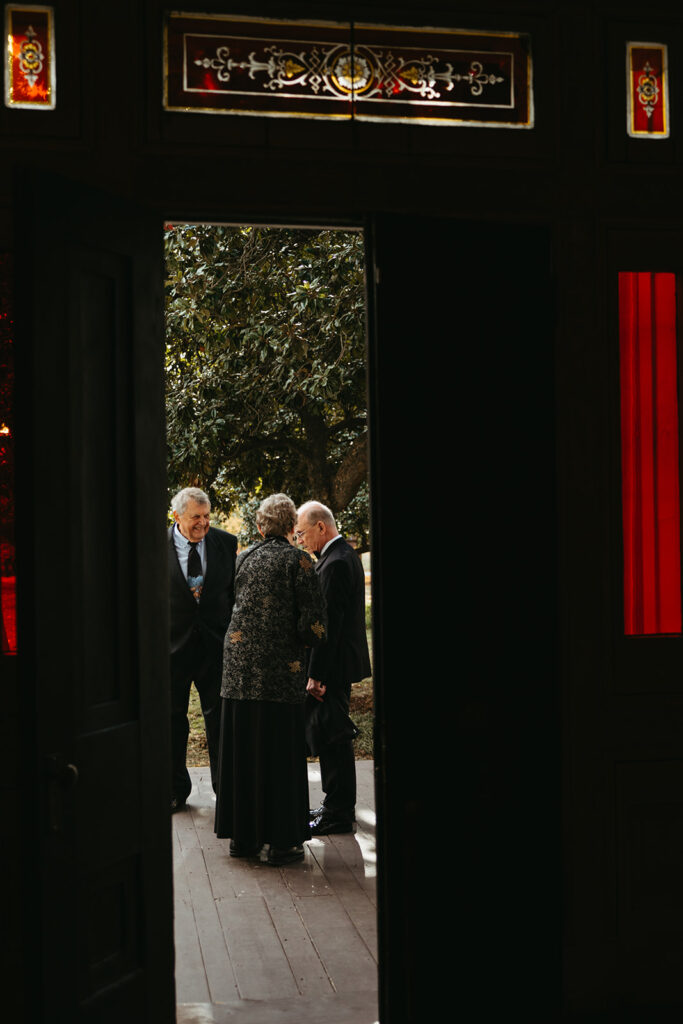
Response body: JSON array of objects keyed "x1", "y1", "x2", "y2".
[{"x1": 294, "y1": 524, "x2": 316, "y2": 541}]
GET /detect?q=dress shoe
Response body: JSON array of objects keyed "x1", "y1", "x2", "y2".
[
  {"x1": 170, "y1": 797, "x2": 187, "y2": 813},
  {"x1": 309, "y1": 817, "x2": 356, "y2": 836},
  {"x1": 267, "y1": 844, "x2": 305, "y2": 866},
  {"x1": 229, "y1": 839, "x2": 260, "y2": 858}
]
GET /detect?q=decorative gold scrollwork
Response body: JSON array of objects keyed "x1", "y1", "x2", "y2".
[
  {"x1": 194, "y1": 42, "x2": 507, "y2": 103},
  {"x1": 18, "y1": 25, "x2": 45, "y2": 87},
  {"x1": 636, "y1": 61, "x2": 660, "y2": 121}
]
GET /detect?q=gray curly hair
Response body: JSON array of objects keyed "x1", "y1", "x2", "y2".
[
  {"x1": 256, "y1": 493, "x2": 297, "y2": 538},
  {"x1": 171, "y1": 486, "x2": 210, "y2": 515}
]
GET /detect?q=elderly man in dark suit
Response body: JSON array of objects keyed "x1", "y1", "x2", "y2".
[
  {"x1": 169, "y1": 486, "x2": 237, "y2": 811},
  {"x1": 295, "y1": 500, "x2": 371, "y2": 835}
]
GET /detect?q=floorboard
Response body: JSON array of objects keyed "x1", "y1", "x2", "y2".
[{"x1": 174, "y1": 761, "x2": 379, "y2": 1024}]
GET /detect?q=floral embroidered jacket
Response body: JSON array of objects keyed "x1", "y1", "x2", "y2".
[{"x1": 220, "y1": 535, "x2": 327, "y2": 704}]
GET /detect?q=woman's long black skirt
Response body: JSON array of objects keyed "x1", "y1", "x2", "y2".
[{"x1": 214, "y1": 697, "x2": 310, "y2": 851}]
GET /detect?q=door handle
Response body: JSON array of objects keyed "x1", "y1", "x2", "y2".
[
  {"x1": 46, "y1": 757, "x2": 79, "y2": 788},
  {"x1": 45, "y1": 755, "x2": 79, "y2": 833}
]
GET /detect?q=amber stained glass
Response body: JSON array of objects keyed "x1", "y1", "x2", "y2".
[{"x1": 4, "y1": 5, "x2": 55, "y2": 110}]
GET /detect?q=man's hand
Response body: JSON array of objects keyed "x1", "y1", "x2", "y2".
[{"x1": 306, "y1": 677, "x2": 326, "y2": 703}]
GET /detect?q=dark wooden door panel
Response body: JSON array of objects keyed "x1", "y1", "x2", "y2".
[
  {"x1": 68, "y1": 252, "x2": 139, "y2": 730},
  {"x1": 368, "y1": 213, "x2": 559, "y2": 1020},
  {"x1": 16, "y1": 173, "x2": 173, "y2": 1023}
]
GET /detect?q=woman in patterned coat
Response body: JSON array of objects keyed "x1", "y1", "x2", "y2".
[{"x1": 214, "y1": 493, "x2": 327, "y2": 865}]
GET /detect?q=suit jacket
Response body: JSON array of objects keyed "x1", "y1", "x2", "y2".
[
  {"x1": 308, "y1": 536, "x2": 371, "y2": 686},
  {"x1": 168, "y1": 525, "x2": 237, "y2": 654}
]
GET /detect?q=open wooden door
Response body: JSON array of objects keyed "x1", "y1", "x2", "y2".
[
  {"x1": 15, "y1": 173, "x2": 174, "y2": 1023},
  {"x1": 367, "y1": 214, "x2": 559, "y2": 1020}
]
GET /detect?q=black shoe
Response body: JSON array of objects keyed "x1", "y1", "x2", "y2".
[
  {"x1": 267, "y1": 844, "x2": 305, "y2": 866},
  {"x1": 171, "y1": 796, "x2": 187, "y2": 813},
  {"x1": 229, "y1": 839, "x2": 260, "y2": 858},
  {"x1": 309, "y1": 817, "x2": 356, "y2": 836}
]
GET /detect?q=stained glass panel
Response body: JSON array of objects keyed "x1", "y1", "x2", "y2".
[
  {"x1": 619, "y1": 272, "x2": 681, "y2": 636},
  {"x1": 165, "y1": 15, "x2": 352, "y2": 120},
  {"x1": 626, "y1": 42, "x2": 669, "y2": 139},
  {"x1": 351, "y1": 23, "x2": 532, "y2": 127},
  {"x1": 4, "y1": 4, "x2": 55, "y2": 110},
  {"x1": 0, "y1": 254, "x2": 16, "y2": 655},
  {"x1": 164, "y1": 13, "x2": 533, "y2": 128}
]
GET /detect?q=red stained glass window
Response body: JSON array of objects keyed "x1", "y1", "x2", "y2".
[
  {"x1": 619, "y1": 271, "x2": 682, "y2": 635},
  {"x1": 0, "y1": 254, "x2": 16, "y2": 654}
]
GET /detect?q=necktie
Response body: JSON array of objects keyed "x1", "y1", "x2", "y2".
[{"x1": 187, "y1": 542, "x2": 203, "y2": 601}]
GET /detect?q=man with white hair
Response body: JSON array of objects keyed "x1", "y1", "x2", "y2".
[
  {"x1": 169, "y1": 486, "x2": 237, "y2": 811},
  {"x1": 295, "y1": 500, "x2": 371, "y2": 835}
]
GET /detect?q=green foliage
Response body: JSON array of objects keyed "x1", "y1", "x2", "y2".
[
  {"x1": 165, "y1": 224, "x2": 369, "y2": 544},
  {"x1": 337, "y1": 481, "x2": 371, "y2": 553}
]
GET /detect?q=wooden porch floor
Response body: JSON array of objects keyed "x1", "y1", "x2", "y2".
[{"x1": 174, "y1": 762, "x2": 379, "y2": 1024}]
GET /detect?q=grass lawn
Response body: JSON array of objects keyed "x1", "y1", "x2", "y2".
[{"x1": 187, "y1": 684, "x2": 212, "y2": 766}]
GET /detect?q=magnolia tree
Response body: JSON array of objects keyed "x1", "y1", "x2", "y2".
[{"x1": 164, "y1": 224, "x2": 369, "y2": 549}]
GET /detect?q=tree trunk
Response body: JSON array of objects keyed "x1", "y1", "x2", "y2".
[
  {"x1": 330, "y1": 434, "x2": 368, "y2": 513},
  {"x1": 301, "y1": 408, "x2": 333, "y2": 506}
]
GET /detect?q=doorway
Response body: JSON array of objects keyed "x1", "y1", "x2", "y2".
[
  {"x1": 163, "y1": 222, "x2": 378, "y2": 1022},
  {"x1": 15, "y1": 174, "x2": 559, "y2": 1021}
]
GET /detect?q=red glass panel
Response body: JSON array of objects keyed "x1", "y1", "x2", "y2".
[
  {"x1": 619, "y1": 271, "x2": 681, "y2": 635},
  {"x1": 0, "y1": 254, "x2": 16, "y2": 655}
]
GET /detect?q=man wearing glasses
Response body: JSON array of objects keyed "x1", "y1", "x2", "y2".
[{"x1": 295, "y1": 500, "x2": 371, "y2": 835}]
